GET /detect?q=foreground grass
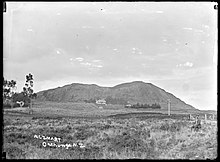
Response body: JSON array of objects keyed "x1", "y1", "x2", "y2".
[{"x1": 3, "y1": 115, "x2": 217, "y2": 159}]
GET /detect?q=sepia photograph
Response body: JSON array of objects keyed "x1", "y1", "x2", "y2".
[{"x1": 3, "y1": 2, "x2": 217, "y2": 159}]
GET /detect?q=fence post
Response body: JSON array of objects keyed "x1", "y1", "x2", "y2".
[
  {"x1": 168, "y1": 99, "x2": 171, "y2": 116},
  {"x1": 204, "y1": 114, "x2": 207, "y2": 124}
]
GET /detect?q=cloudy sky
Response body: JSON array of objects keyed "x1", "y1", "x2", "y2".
[{"x1": 3, "y1": 2, "x2": 217, "y2": 110}]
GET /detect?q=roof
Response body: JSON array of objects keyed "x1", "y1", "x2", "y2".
[{"x1": 96, "y1": 99, "x2": 106, "y2": 104}]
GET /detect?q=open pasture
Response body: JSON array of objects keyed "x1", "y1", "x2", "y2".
[
  {"x1": 3, "y1": 101, "x2": 206, "y2": 119},
  {"x1": 3, "y1": 101, "x2": 217, "y2": 159},
  {"x1": 3, "y1": 113, "x2": 217, "y2": 159}
]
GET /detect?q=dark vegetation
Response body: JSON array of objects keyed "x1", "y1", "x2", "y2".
[
  {"x1": 125, "y1": 103, "x2": 161, "y2": 109},
  {"x1": 3, "y1": 74, "x2": 37, "y2": 108}
]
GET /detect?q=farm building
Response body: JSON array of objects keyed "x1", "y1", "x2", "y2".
[
  {"x1": 125, "y1": 104, "x2": 132, "y2": 108},
  {"x1": 96, "y1": 99, "x2": 106, "y2": 105}
]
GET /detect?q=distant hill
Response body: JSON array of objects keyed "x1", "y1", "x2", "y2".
[{"x1": 36, "y1": 81, "x2": 197, "y2": 111}]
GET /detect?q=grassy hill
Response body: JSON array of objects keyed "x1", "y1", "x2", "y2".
[{"x1": 36, "y1": 81, "x2": 197, "y2": 111}]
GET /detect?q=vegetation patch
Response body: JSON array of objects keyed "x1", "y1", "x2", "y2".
[{"x1": 3, "y1": 115, "x2": 217, "y2": 159}]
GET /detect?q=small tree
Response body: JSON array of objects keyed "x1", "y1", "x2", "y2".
[
  {"x1": 3, "y1": 77, "x2": 17, "y2": 108},
  {"x1": 22, "y1": 73, "x2": 37, "y2": 114}
]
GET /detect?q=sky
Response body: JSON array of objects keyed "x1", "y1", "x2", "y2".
[{"x1": 3, "y1": 2, "x2": 217, "y2": 110}]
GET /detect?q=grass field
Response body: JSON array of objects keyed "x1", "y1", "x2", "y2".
[
  {"x1": 3, "y1": 101, "x2": 206, "y2": 118},
  {"x1": 3, "y1": 101, "x2": 217, "y2": 159}
]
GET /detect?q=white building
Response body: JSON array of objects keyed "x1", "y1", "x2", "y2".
[
  {"x1": 96, "y1": 99, "x2": 106, "y2": 105},
  {"x1": 125, "y1": 104, "x2": 132, "y2": 108}
]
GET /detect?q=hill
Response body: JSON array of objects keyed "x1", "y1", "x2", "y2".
[{"x1": 36, "y1": 81, "x2": 198, "y2": 111}]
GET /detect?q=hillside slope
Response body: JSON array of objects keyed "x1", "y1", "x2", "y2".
[{"x1": 36, "y1": 81, "x2": 197, "y2": 111}]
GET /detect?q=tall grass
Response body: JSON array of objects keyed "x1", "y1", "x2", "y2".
[{"x1": 3, "y1": 115, "x2": 217, "y2": 159}]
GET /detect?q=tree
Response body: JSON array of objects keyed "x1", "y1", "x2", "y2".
[
  {"x1": 22, "y1": 73, "x2": 37, "y2": 114},
  {"x1": 151, "y1": 103, "x2": 161, "y2": 109},
  {"x1": 3, "y1": 77, "x2": 17, "y2": 108},
  {"x1": 143, "y1": 103, "x2": 150, "y2": 108}
]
